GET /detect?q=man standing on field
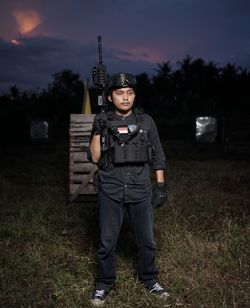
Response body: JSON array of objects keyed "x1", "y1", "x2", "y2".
[{"x1": 88, "y1": 72, "x2": 169, "y2": 305}]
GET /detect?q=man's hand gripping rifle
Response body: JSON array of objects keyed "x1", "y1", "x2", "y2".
[{"x1": 92, "y1": 36, "x2": 109, "y2": 151}]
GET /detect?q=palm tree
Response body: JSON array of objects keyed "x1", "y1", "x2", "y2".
[
  {"x1": 10, "y1": 85, "x2": 20, "y2": 101},
  {"x1": 135, "y1": 72, "x2": 153, "y2": 112},
  {"x1": 152, "y1": 61, "x2": 173, "y2": 116}
]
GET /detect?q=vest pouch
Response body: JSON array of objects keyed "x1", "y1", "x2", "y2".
[
  {"x1": 126, "y1": 144, "x2": 148, "y2": 163},
  {"x1": 114, "y1": 143, "x2": 149, "y2": 164},
  {"x1": 114, "y1": 144, "x2": 127, "y2": 164}
]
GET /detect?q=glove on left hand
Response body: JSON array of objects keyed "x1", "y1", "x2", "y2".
[
  {"x1": 153, "y1": 182, "x2": 168, "y2": 208},
  {"x1": 93, "y1": 112, "x2": 108, "y2": 135}
]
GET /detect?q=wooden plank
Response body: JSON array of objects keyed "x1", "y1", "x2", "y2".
[
  {"x1": 70, "y1": 123, "x2": 93, "y2": 130},
  {"x1": 70, "y1": 173, "x2": 94, "y2": 182},
  {"x1": 70, "y1": 147, "x2": 88, "y2": 152},
  {"x1": 70, "y1": 126, "x2": 92, "y2": 131},
  {"x1": 70, "y1": 135, "x2": 90, "y2": 140},
  {"x1": 70, "y1": 152, "x2": 88, "y2": 162},
  {"x1": 70, "y1": 135, "x2": 90, "y2": 139},
  {"x1": 70, "y1": 141, "x2": 90, "y2": 146},
  {"x1": 70, "y1": 162, "x2": 95, "y2": 173},
  {"x1": 69, "y1": 131, "x2": 92, "y2": 136},
  {"x1": 70, "y1": 136, "x2": 89, "y2": 145},
  {"x1": 70, "y1": 141, "x2": 89, "y2": 147},
  {"x1": 70, "y1": 114, "x2": 95, "y2": 123},
  {"x1": 70, "y1": 128, "x2": 92, "y2": 133},
  {"x1": 70, "y1": 184, "x2": 96, "y2": 195},
  {"x1": 70, "y1": 144, "x2": 89, "y2": 151}
]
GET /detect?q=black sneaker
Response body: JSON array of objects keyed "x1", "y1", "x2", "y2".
[
  {"x1": 148, "y1": 282, "x2": 170, "y2": 298},
  {"x1": 91, "y1": 289, "x2": 109, "y2": 306}
]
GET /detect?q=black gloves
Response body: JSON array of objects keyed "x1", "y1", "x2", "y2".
[
  {"x1": 153, "y1": 182, "x2": 168, "y2": 208},
  {"x1": 93, "y1": 112, "x2": 108, "y2": 135}
]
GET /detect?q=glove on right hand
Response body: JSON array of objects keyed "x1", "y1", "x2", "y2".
[{"x1": 153, "y1": 182, "x2": 168, "y2": 209}]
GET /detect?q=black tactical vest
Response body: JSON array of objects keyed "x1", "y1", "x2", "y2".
[{"x1": 100, "y1": 109, "x2": 152, "y2": 167}]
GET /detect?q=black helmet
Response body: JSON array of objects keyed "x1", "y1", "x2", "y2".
[{"x1": 107, "y1": 73, "x2": 136, "y2": 94}]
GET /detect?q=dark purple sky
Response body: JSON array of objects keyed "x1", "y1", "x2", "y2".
[{"x1": 0, "y1": 0, "x2": 250, "y2": 94}]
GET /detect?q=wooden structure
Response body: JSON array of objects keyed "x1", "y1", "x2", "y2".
[{"x1": 69, "y1": 114, "x2": 97, "y2": 202}]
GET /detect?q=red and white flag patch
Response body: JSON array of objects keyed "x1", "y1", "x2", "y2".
[{"x1": 117, "y1": 126, "x2": 128, "y2": 134}]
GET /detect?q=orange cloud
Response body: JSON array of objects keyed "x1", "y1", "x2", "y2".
[
  {"x1": 118, "y1": 47, "x2": 164, "y2": 63},
  {"x1": 12, "y1": 10, "x2": 41, "y2": 35}
]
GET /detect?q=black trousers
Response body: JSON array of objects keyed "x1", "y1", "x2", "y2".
[{"x1": 95, "y1": 190, "x2": 159, "y2": 291}]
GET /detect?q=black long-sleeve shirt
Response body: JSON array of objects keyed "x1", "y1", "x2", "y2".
[{"x1": 92, "y1": 111, "x2": 166, "y2": 202}]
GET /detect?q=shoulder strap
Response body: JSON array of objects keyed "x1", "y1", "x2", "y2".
[{"x1": 133, "y1": 107, "x2": 144, "y2": 126}]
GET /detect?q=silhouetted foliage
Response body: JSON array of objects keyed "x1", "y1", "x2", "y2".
[
  {"x1": 49, "y1": 69, "x2": 84, "y2": 121},
  {"x1": 1, "y1": 57, "x2": 250, "y2": 143}
]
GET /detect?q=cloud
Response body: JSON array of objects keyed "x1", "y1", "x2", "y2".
[
  {"x1": 1, "y1": 0, "x2": 250, "y2": 94},
  {"x1": 0, "y1": 35, "x2": 156, "y2": 93},
  {"x1": 12, "y1": 9, "x2": 41, "y2": 35}
]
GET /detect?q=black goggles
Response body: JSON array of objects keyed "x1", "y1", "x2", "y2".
[{"x1": 109, "y1": 73, "x2": 137, "y2": 89}]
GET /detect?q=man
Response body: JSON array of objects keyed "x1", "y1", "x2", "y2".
[{"x1": 89, "y1": 73, "x2": 169, "y2": 306}]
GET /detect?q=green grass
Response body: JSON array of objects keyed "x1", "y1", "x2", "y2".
[{"x1": 0, "y1": 142, "x2": 249, "y2": 307}]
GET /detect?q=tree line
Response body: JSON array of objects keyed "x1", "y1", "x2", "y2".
[{"x1": 0, "y1": 56, "x2": 249, "y2": 142}]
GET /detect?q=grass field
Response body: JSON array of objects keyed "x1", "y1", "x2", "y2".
[{"x1": 0, "y1": 141, "x2": 249, "y2": 307}]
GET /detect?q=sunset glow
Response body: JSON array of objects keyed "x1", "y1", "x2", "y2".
[
  {"x1": 117, "y1": 47, "x2": 165, "y2": 63},
  {"x1": 0, "y1": 0, "x2": 248, "y2": 94},
  {"x1": 12, "y1": 10, "x2": 41, "y2": 34}
]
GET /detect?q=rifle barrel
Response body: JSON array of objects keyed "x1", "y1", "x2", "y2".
[{"x1": 98, "y1": 36, "x2": 103, "y2": 64}]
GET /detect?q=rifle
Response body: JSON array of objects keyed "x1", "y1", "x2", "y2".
[
  {"x1": 92, "y1": 36, "x2": 109, "y2": 152},
  {"x1": 92, "y1": 36, "x2": 108, "y2": 112}
]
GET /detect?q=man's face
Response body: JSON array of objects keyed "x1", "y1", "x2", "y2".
[{"x1": 108, "y1": 87, "x2": 135, "y2": 115}]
